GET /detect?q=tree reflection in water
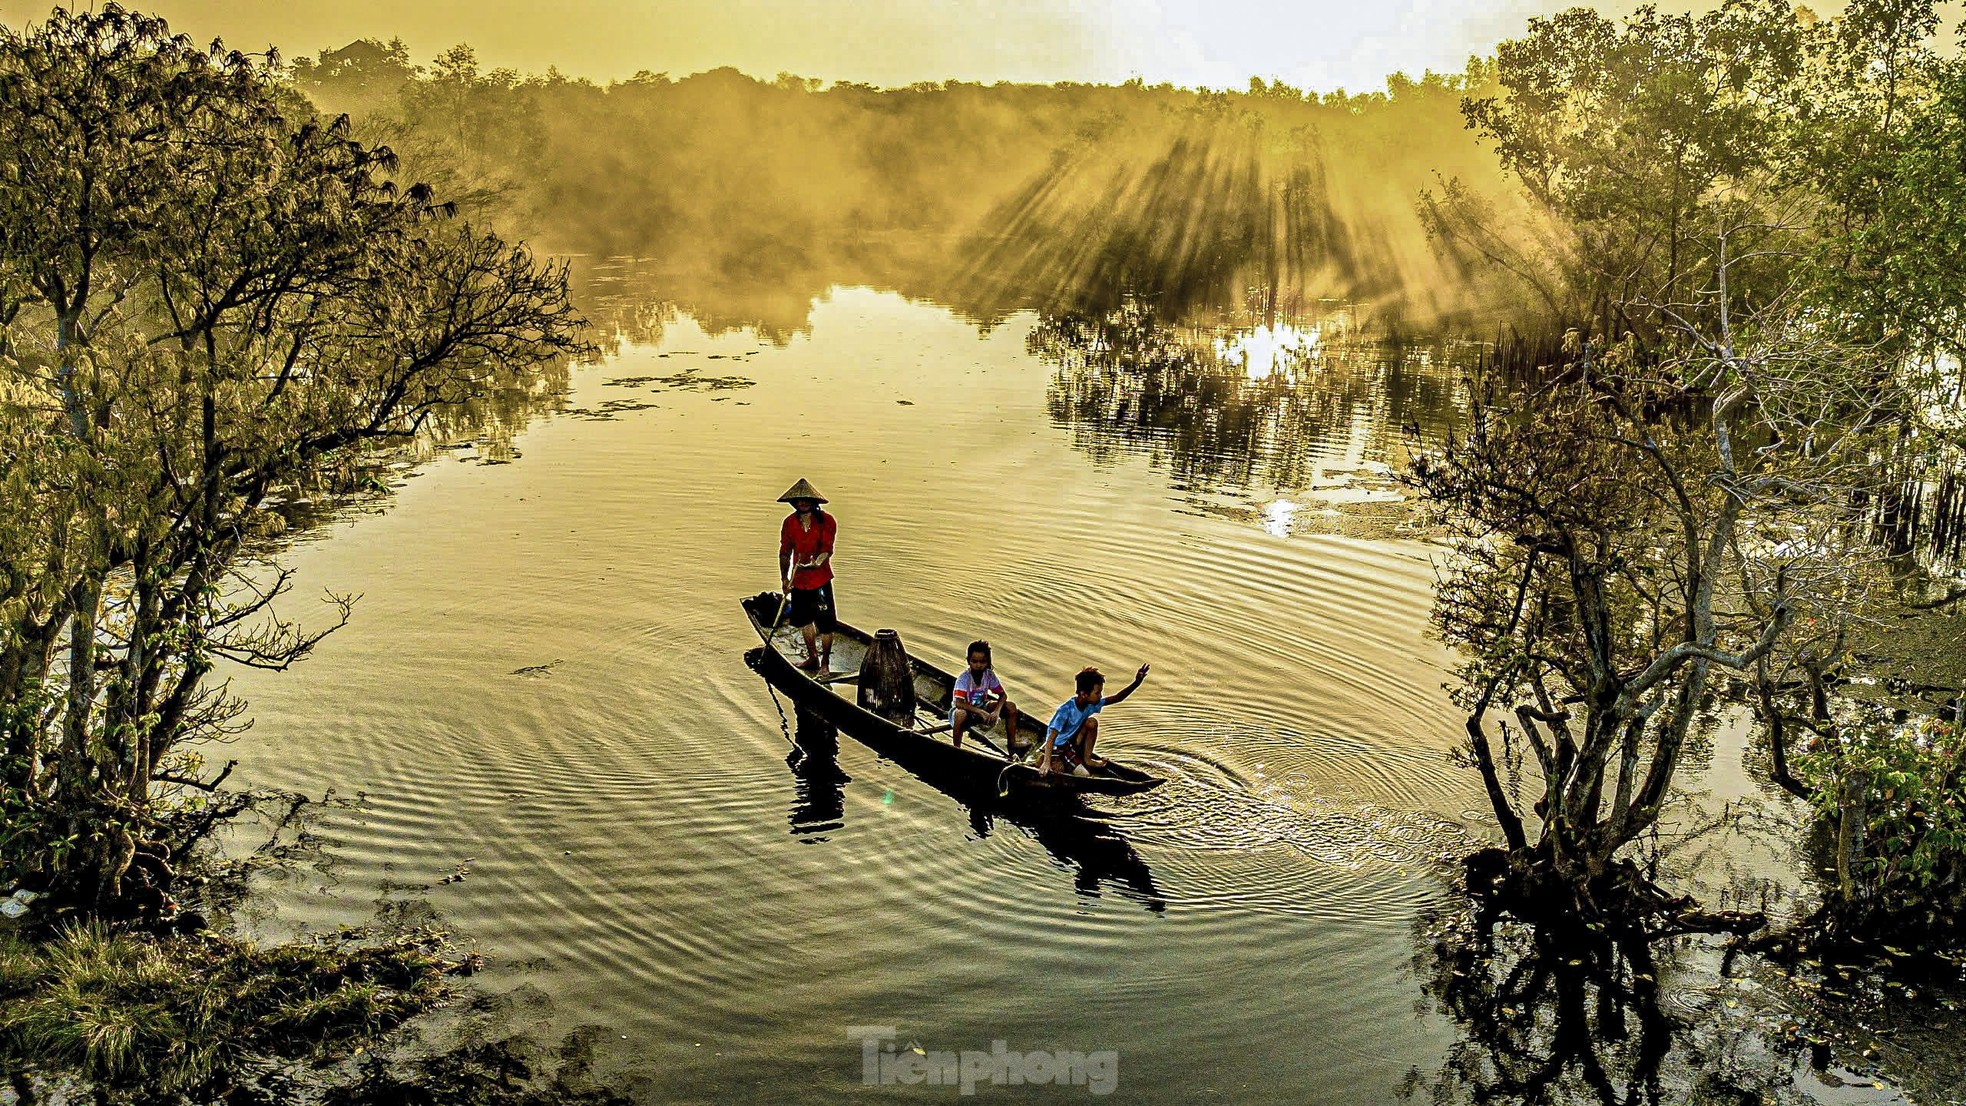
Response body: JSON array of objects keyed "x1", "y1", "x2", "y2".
[
  {"x1": 1031, "y1": 298, "x2": 1468, "y2": 519},
  {"x1": 1406, "y1": 898, "x2": 1868, "y2": 1106}
]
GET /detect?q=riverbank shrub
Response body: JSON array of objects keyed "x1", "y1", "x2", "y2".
[
  {"x1": 0, "y1": 921, "x2": 456, "y2": 1098},
  {"x1": 1792, "y1": 713, "x2": 1966, "y2": 949}
]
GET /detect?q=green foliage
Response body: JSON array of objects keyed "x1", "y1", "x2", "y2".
[
  {"x1": 1433, "y1": 0, "x2": 1966, "y2": 335},
  {"x1": 1444, "y1": 1, "x2": 1812, "y2": 316},
  {"x1": 0, "y1": 6, "x2": 584, "y2": 915},
  {"x1": 1413, "y1": 1, "x2": 1957, "y2": 921},
  {"x1": 1802, "y1": 2, "x2": 1966, "y2": 386},
  {"x1": 1472, "y1": 1, "x2": 1803, "y2": 202},
  {"x1": 1795, "y1": 713, "x2": 1966, "y2": 939}
]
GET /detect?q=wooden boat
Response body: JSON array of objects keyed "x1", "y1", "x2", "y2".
[{"x1": 740, "y1": 593, "x2": 1164, "y2": 798}]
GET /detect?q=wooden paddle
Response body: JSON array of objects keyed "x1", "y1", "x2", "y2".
[
  {"x1": 747, "y1": 594, "x2": 802, "y2": 764},
  {"x1": 747, "y1": 574, "x2": 812, "y2": 762}
]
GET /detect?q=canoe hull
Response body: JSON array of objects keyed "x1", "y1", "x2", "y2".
[{"x1": 740, "y1": 593, "x2": 1162, "y2": 798}]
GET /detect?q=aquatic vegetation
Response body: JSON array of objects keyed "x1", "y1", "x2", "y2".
[{"x1": 0, "y1": 920, "x2": 454, "y2": 1097}]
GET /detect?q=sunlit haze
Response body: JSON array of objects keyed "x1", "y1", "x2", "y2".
[{"x1": 1, "y1": 0, "x2": 1741, "y2": 90}]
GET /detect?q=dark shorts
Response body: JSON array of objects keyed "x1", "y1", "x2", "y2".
[{"x1": 788, "y1": 583, "x2": 836, "y2": 633}]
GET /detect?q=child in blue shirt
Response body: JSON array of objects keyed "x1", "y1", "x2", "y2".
[{"x1": 1040, "y1": 663, "x2": 1150, "y2": 776}]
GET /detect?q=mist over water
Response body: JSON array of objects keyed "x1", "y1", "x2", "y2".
[{"x1": 292, "y1": 52, "x2": 1528, "y2": 327}]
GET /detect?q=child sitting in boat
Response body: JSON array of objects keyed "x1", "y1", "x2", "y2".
[
  {"x1": 1039, "y1": 664, "x2": 1150, "y2": 776},
  {"x1": 951, "y1": 640, "x2": 1019, "y2": 750}
]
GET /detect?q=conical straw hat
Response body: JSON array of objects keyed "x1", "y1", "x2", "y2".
[{"x1": 777, "y1": 478, "x2": 828, "y2": 504}]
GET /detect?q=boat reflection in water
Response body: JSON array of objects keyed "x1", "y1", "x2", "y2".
[
  {"x1": 786, "y1": 705, "x2": 849, "y2": 840},
  {"x1": 780, "y1": 705, "x2": 1163, "y2": 913}
]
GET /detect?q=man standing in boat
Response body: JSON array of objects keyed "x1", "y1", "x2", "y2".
[
  {"x1": 777, "y1": 479, "x2": 837, "y2": 673},
  {"x1": 951, "y1": 640, "x2": 1018, "y2": 751},
  {"x1": 1040, "y1": 664, "x2": 1150, "y2": 776}
]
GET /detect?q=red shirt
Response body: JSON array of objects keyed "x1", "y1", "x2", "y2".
[{"x1": 780, "y1": 511, "x2": 837, "y2": 590}]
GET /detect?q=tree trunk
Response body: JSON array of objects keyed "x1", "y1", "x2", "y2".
[
  {"x1": 57, "y1": 577, "x2": 101, "y2": 806},
  {"x1": 1466, "y1": 714, "x2": 1529, "y2": 851},
  {"x1": 1834, "y1": 775, "x2": 1868, "y2": 917}
]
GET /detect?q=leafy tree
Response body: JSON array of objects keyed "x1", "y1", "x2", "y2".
[
  {"x1": 1420, "y1": 0, "x2": 1966, "y2": 951},
  {"x1": 1430, "y1": 0, "x2": 1807, "y2": 322},
  {"x1": 288, "y1": 36, "x2": 418, "y2": 113},
  {"x1": 1413, "y1": 256, "x2": 1895, "y2": 934},
  {"x1": 0, "y1": 5, "x2": 583, "y2": 918}
]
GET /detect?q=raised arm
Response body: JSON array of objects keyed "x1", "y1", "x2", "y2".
[{"x1": 1101, "y1": 664, "x2": 1151, "y2": 706}]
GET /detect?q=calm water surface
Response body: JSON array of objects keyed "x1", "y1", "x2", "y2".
[{"x1": 222, "y1": 284, "x2": 1495, "y2": 1102}]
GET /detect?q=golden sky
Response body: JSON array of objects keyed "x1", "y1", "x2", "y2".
[{"x1": 0, "y1": 1, "x2": 1836, "y2": 91}]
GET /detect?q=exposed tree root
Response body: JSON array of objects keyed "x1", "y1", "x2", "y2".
[{"x1": 1464, "y1": 846, "x2": 1768, "y2": 944}]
